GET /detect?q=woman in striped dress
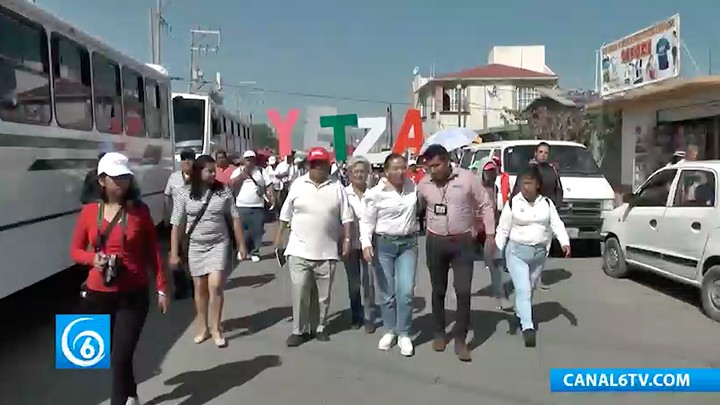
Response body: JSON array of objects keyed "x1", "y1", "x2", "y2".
[{"x1": 170, "y1": 155, "x2": 247, "y2": 347}]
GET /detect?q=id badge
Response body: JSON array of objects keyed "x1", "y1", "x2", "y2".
[{"x1": 433, "y1": 203, "x2": 448, "y2": 216}]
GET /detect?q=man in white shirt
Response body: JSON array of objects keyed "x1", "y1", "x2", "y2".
[
  {"x1": 270, "y1": 155, "x2": 292, "y2": 215},
  {"x1": 274, "y1": 146, "x2": 353, "y2": 346},
  {"x1": 231, "y1": 150, "x2": 274, "y2": 262}
]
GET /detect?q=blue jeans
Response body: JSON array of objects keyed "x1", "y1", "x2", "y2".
[
  {"x1": 484, "y1": 242, "x2": 508, "y2": 299},
  {"x1": 374, "y1": 235, "x2": 417, "y2": 337},
  {"x1": 344, "y1": 249, "x2": 379, "y2": 324},
  {"x1": 237, "y1": 207, "x2": 264, "y2": 255},
  {"x1": 505, "y1": 240, "x2": 547, "y2": 331}
]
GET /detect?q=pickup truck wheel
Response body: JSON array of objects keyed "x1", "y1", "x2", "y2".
[
  {"x1": 603, "y1": 237, "x2": 629, "y2": 278},
  {"x1": 700, "y1": 265, "x2": 720, "y2": 322}
]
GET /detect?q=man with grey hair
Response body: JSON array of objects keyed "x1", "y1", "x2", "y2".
[{"x1": 344, "y1": 155, "x2": 380, "y2": 332}]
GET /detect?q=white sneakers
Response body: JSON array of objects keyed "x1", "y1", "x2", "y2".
[
  {"x1": 377, "y1": 333, "x2": 413, "y2": 356},
  {"x1": 251, "y1": 255, "x2": 260, "y2": 263},
  {"x1": 378, "y1": 333, "x2": 396, "y2": 350},
  {"x1": 398, "y1": 336, "x2": 414, "y2": 357},
  {"x1": 125, "y1": 397, "x2": 140, "y2": 405}
]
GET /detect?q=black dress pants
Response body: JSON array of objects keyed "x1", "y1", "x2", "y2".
[
  {"x1": 80, "y1": 288, "x2": 149, "y2": 405},
  {"x1": 425, "y1": 232, "x2": 475, "y2": 339}
]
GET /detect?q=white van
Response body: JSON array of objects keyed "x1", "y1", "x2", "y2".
[{"x1": 460, "y1": 140, "x2": 616, "y2": 243}]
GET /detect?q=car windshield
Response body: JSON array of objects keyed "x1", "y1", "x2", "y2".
[{"x1": 504, "y1": 144, "x2": 602, "y2": 176}]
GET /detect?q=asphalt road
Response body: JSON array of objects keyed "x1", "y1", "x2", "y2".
[{"x1": 1, "y1": 226, "x2": 720, "y2": 405}]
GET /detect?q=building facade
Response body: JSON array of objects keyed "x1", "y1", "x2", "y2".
[
  {"x1": 411, "y1": 46, "x2": 559, "y2": 135},
  {"x1": 588, "y1": 77, "x2": 720, "y2": 190}
]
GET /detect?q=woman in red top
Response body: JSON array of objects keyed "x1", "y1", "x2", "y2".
[{"x1": 70, "y1": 152, "x2": 168, "y2": 405}]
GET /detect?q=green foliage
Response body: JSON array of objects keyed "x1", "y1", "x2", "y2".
[{"x1": 251, "y1": 123, "x2": 278, "y2": 150}]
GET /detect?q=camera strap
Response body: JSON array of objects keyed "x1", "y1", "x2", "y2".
[{"x1": 94, "y1": 201, "x2": 127, "y2": 253}]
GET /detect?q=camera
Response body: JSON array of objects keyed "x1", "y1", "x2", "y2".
[{"x1": 102, "y1": 254, "x2": 125, "y2": 286}]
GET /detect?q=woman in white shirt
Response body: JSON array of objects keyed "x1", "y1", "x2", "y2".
[
  {"x1": 495, "y1": 166, "x2": 570, "y2": 348},
  {"x1": 361, "y1": 153, "x2": 418, "y2": 357},
  {"x1": 343, "y1": 156, "x2": 380, "y2": 333}
]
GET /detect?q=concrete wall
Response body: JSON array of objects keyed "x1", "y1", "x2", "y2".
[{"x1": 488, "y1": 46, "x2": 553, "y2": 74}]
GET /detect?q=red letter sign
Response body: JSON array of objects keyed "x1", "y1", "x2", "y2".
[
  {"x1": 392, "y1": 109, "x2": 424, "y2": 155},
  {"x1": 267, "y1": 109, "x2": 300, "y2": 157}
]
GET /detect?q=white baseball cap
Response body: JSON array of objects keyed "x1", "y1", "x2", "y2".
[
  {"x1": 243, "y1": 150, "x2": 257, "y2": 158},
  {"x1": 268, "y1": 156, "x2": 277, "y2": 165},
  {"x1": 97, "y1": 152, "x2": 133, "y2": 177}
]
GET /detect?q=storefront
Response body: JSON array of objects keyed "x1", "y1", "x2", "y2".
[{"x1": 588, "y1": 76, "x2": 720, "y2": 190}]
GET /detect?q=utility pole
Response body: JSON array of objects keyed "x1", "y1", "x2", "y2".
[
  {"x1": 148, "y1": 0, "x2": 170, "y2": 64},
  {"x1": 709, "y1": 47, "x2": 713, "y2": 75},
  {"x1": 456, "y1": 84, "x2": 463, "y2": 127},
  {"x1": 188, "y1": 28, "x2": 221, "y2": 93},
  {"x1": 387, "y1": 103, "x2": 394, "y2": 150}
]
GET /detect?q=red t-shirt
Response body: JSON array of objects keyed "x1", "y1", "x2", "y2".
[
  {"x1": 71, "y1": 202, "x2": 167, "y2": 293},
  {"x1": 215, "y1": 164, "x2": 237, "y2": 185},
  {"x1": 408, "y1": 169, "x2": 426, "y2": 184}
]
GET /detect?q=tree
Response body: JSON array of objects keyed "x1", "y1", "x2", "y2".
[
  {"x1": 503, "y1": 105, "x2": 621, "y2": 164},
  {"x1": 251, "y1": 123, "x2": 278, "y2": 150},
  {"x1": 501, "y1": 106, "x2": 599, "y2": 144}
]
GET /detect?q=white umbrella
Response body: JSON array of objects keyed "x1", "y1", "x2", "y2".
[{"x1": 419, "y1": 127, "x2": 476, "y2": 154}]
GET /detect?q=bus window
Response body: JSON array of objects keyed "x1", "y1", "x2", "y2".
[
  {"x1": 51, "y1": 33, "x2": 92, "y2": 130},
  {"x1": 0, "y1": 7, "x2": 51, "y2": 125},
  {"x1": 211, "y1": 116, "x2": 221, "y2": 136},
  {"x1": 158, "y1": 83, "x2": 170, "y2": 139},
  {"x1": 92, "y1": 53, "x2": 122, "y2": 134},
  {"x1": 172, "y1": 96, "x2": 205, "y2": 154},
  {"x1": 122, "y1": 67, "x2": 145, "y2": 136},
  {"x1": 144, "y1": 79, "x2": 161, "y2": 138}
]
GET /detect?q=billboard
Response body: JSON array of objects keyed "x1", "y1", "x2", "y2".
[{"x1": 600, "y1": 14, "x2": 680, "y2": 97}]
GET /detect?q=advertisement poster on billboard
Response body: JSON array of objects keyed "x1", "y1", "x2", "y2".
[{"x1": 600, "y1": 14, "x2": 680, "y2": 97}]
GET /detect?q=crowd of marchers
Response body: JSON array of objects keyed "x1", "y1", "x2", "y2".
[{"x1": 69, "y1": 141, "x2": 571, "y2": 405}]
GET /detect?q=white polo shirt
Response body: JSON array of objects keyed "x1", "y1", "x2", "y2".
[
  {"x1": 231, "y1": 166, "x2": 272, "y2": 208},
  {"x1": 280, "y1": 174, "x2": 354, "y2": 260}
]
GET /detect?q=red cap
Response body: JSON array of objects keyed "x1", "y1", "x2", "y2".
[
  {"x1": 307, "y1": 147, "x2": 330, "y2": 162},
  {"x1": 483, "y1": 161, "x2": 497, "y2": 171}
]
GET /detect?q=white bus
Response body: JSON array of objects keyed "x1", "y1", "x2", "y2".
[
  {"x1": 172, "y1": 92, "x2": 252, "y2": 161},
  {"x1": 0, "y1": 0, "x2": 175, "y2": 299}
]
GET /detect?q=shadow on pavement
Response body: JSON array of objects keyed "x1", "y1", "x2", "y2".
[
  {"x1": 0, "y1": 235, "x2": 199, "y2": 405},
  {"x1": 325, "y1": 309, "x2": 353, "y2": 336},
  {"x1": 540, "y1": 268, "x2": 572, "y2": 286},
  {"x1": 412, "y1": 296, "x2": 426, "y2": 313},
  {"x1": 225, "y1": 273, "x2": 276, "y2": 290},
  {"x1": 628, "y1": 270, "x2": 700, "y2": 308},
  {"x1": 473, "y1": 268, "x2": 571, "y2": 297},
  {"x1": 144, "y1": 355, "x2": 282, "y2": 405},
  {"x1": 223, "y1": 306, "x2": 292, "y2": 341},
  {"x1": 411, "y1": 300, "x2": 578, "y2": 351},
  {"x1": 508, "y1": 301, "x2": 579, "y2": 334}
]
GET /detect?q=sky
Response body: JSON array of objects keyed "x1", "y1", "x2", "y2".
[{"x1": 34, "y1": 0, "x2": 720, "y2": 125}]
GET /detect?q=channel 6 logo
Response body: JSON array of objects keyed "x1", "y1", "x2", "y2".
[{"x1": 55, "y1": 314, "x2": 110, "y2": 369}]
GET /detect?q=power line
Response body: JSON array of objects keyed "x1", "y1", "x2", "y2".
[{"x1": 170, "y1": 77, "x2": 412, "y2": 105}]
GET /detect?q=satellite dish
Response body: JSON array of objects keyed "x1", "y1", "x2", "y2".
[{"x1": 412, "y1": 66, "x2": 420, "y2": 75}]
